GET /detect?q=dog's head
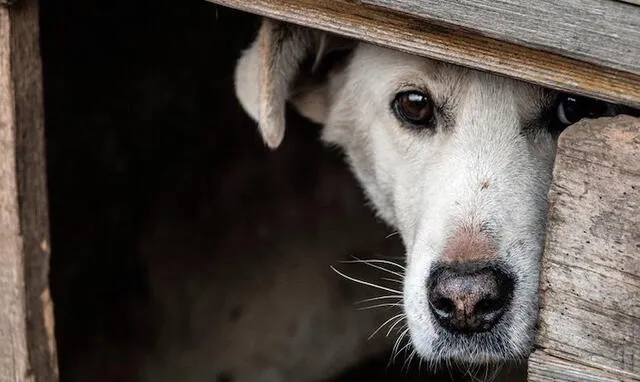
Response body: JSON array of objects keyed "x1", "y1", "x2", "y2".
[{"x1": 234, "y1": 20, "x2": 635, "y2": 363}]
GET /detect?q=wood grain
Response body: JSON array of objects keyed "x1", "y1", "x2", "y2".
[
  {"x1": 205, "y1": 0, "x2": 640, "y2": 109},
  {"x1": 365, "y1": 0, "x2": 640, "y2": 76},
  {"x1": 0, "y1": 0, "x2": 58, "y2": 381},
  {"x1": 528, "y1": 115, "x2": 640, "y2": 382},
  {"x1": 529, "y1": 351, "x2": 638, "y2": 382}
]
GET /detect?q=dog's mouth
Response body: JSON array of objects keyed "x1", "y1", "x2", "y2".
[{"x1": 426, "y1": 323, "x2": 529, "y2": 363}]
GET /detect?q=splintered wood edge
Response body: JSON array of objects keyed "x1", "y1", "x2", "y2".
[{"x1": 205, "y1": 0, "x2": 640, "y2": 108}]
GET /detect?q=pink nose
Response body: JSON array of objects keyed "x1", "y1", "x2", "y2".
[{"x1": 441, "y1": 224, "x2": 497, "y2": 263}]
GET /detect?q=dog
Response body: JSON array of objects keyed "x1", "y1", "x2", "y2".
[{"x1": 234, "y1": 19, "x2": 639, "y2": 366}]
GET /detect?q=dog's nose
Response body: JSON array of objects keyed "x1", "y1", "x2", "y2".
[{"x1": 427, "y1": 263, "x2": 514, "y2": 334}]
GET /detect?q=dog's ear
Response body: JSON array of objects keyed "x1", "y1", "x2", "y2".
[{"x1": 234, "y1": 19, "x2": 354, "y2": 149}]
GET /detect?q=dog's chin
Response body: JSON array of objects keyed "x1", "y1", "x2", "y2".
[{"x1": 409, "y1": 319, "x2": 533, "y2": 364}]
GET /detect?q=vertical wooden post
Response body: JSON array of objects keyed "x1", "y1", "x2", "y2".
[
  {"x1": 0, "y1": 0, "x2": 58, "y2": 381},
  {"x1": 528, "y1": 116, "x2": 640, "y2": 382}
]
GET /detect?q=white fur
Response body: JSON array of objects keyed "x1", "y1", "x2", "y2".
[
  {"x1": 234, "y1": 38, "x2": 261, "y2": 122},
  {"x1": 235, "y1": 39, "x2": 559, "y2": 362}
]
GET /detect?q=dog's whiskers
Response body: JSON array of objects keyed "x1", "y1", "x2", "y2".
[
  {"x1": 368, "y1": 312, "x2": 406, "y2": 340},
  {"x1": 355, "y1": 295, "x2": 402, "y2": 305},
  {"x1": 389, "y1": 326, "x2": 410, "y2": 366},
  {"x1": 340, "y1": 257, "x2": 405, "y2": 276},
  {"x1": 402, "y1": 348, "x2": 418, "y2": 374},
  {"x1": 385, "y1": 231, "x2": 400, "y2": 239},
  {"x1": 385, "y1": 314, "x2": 406, "y2": 336},
  {"x1": 335, "y1": 257, "x2": 417, "y2": 373},
  {"x1": 417, "y1": 351, "x2": 425, "y2": 374},
  {"x1": 357, "y1": 302, "x2": 403, "y2": 311},
  {"x1": 330, "y1": 266, "x2": 401, "y2": 294},
  {"x1": 393, "y1": 341, "x2": 412, "y2": 364},
  {"x1": 381, "y1": 277, "x2": 403, "y2": 284}
]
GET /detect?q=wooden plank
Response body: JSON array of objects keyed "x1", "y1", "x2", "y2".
[
  {"x1": 205, "y1": 0, "x2": 640, "y2": 109},
  {"x1": 364, "y1": 0, "x2": 640, "y2": 77},
  {"x1": 528, "y1": 115, "x2": 640, "y2": 382},
  {"x1": 529, "y1": 351, "x2": 639, "y2": 382},
  {"x1": 0, "y1": 0, "x2": 58, "y2": 381}
]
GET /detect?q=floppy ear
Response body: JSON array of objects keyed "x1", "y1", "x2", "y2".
[{"x1": 234, "y1": 19, "x2": 354, "y2": 149}]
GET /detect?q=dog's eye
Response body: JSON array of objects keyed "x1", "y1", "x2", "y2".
[
  {"x1": 555, "y1": 94, "x2": 609, "y2": 126},
  {"x1": 392, "y1": 91, "x2": 434, "y2": 128}
]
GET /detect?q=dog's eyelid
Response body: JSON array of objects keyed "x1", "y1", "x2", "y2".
[{"x1": 392, "y1": 79, "x2": 431, "y2": 94}]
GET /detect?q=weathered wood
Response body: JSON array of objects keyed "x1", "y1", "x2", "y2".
[
  {"x1": 205, "y1": 0, "x2": 640, "y2": 109},
  {"x1": 528, "y1": 115, "x2": 640, "y2": 382},
  {"x1": 364, "y1": 0, "x2": 640, "y2": 76},
  {"x1": 529, "y1": 351, "x2": 638, "y2": 382},
  {"x1": 0, "y1": 0, "x2": 58, "y2": 381}
]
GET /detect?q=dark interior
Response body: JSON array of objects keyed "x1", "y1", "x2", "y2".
[{"x1": 40, "y1": 1, "x2": 526, "y2": 380}]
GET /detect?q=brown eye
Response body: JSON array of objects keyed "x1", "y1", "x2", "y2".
[{"x1": 392, "y1": 91, "x2": 434, "y2": 128}]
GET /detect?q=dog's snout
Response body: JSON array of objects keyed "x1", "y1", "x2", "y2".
[{"x1": 427, "y1": 263, "x2": 514, "y2": 334}]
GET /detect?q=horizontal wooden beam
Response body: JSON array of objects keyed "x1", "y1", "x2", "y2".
[
  {"x1": 204, "y1": 0, "x2": 640, "y2": 109},
  {"x1": 365, "y1": 0, "x2": 640, "y2": 77}
]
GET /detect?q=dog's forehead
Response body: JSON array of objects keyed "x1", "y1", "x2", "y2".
[{"x1": 349, "y1": 44, "x2": 550, "y2": 115}]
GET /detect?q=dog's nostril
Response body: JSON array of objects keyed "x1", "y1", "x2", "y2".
[
  {"x1": 475, "y1": 297, "x2": 504, "y2": 318},
  {"x1": 431, "y1": 297, "x2": 456, "y2": 318},
  {"x1": 427, "y1": 262, "x2": 514, "y2": 334}
]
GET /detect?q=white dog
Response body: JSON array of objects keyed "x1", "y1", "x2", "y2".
[{"x1": 234, "y1": 19, "x2": 638, "y2": 365}]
